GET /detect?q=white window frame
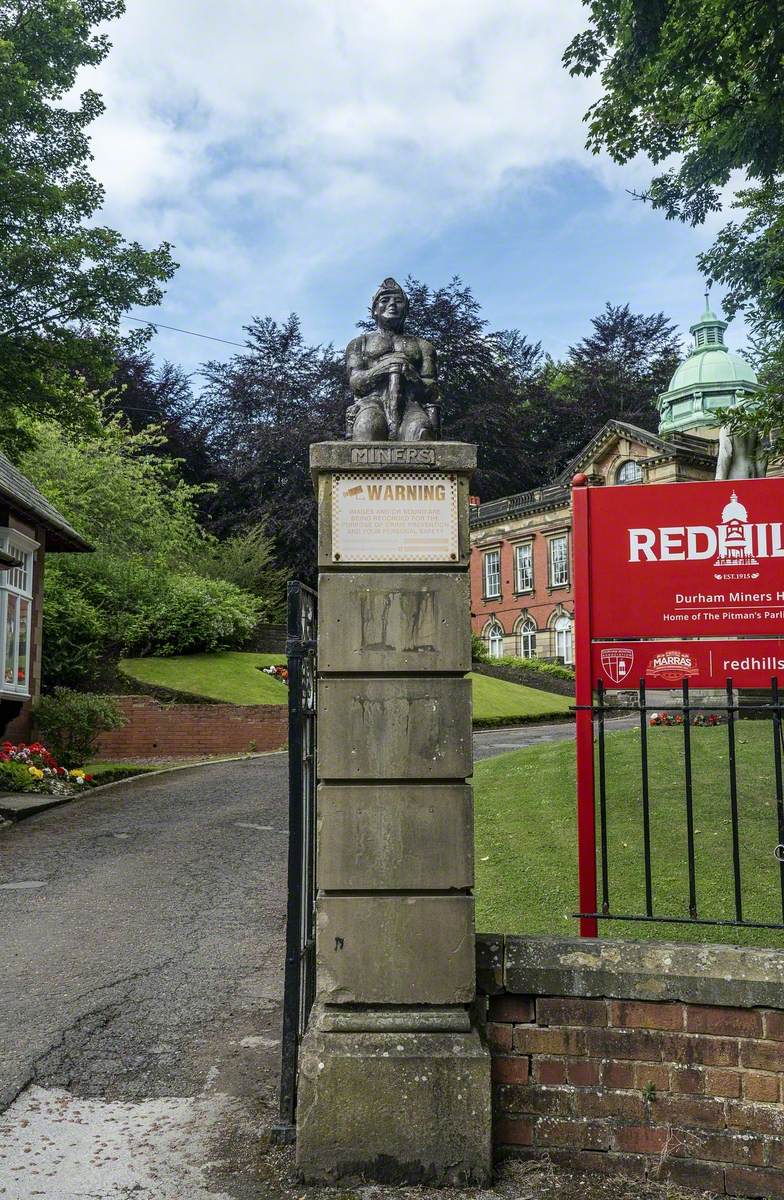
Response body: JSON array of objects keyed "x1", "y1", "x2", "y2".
[
  {"x1": 516, "y1": 617, "x2": 537, "y2": 658},
  {"x1": 514, "y1": 542, "x2": 533, "y2": 593},
  {"x1": 486, "y1": 621, "x2": 505, "y2": 659},
  {"x1": 483, "y1": 549, "x2": 501, "y2": 599},
  {"x1": 548, "y1": 535, "x2": 569, "y2": 589},
  {"x1": 554, "y1": 614, "x2": 573, "y2": 665},
  {"x1": 0, "y1": 529, "x2": 37, "y2": 699}
]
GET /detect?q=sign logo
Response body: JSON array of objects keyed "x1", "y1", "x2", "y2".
[
  {"x1": 647, "y1": 649, "x2": 699, "y2": 682},
  {"x1": 628, "y1": 489, "x2": 778, "y2": 580},
  {"x1": 600, "y1": 647, "x2": 633, "y2": 684}
]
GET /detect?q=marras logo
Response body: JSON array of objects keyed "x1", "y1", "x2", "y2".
[{"x1": 629, "y1": 492, "x2": 784, "y2": 567}]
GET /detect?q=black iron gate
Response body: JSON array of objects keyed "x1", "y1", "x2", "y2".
[
  {"x1": 273, "y1": 580, "x2": 317, "y2": 1142},
  {"x1": 577, "y1": 677, "x2": 784, "y2": 933}
]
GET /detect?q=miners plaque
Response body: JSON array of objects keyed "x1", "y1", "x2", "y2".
[{"x1": 332, "y1": 473, "x2": 458, "y2": 562}]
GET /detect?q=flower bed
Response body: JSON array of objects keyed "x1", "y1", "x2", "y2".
[
  {"x1": 260, "y1": 663, "x2": 288, "y2": 684},
  {"x1": 649, "y1": 712, "x2": 721, "y2": 727},
  {"x1": 0, "y1": 741, "x2": 94, "y2": 796}
]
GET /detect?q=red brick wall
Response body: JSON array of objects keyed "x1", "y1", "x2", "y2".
[
  {"x1": 486, "y1": 977, "x2": 784, "y2": 1196},
  {"x1": 94, "y1": 695, "x2": 287, "y2": 759}
]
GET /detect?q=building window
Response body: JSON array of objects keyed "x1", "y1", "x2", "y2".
[
  {"x1": 483, "y1": 549, "x2": 501, "y2": 599},
  {"x1": 485, "y1": 621, "x2": 505, "y2": 659},
  {"x1": 0, "y1": 532, "x2": 36, "y2": 698},
  {"x1": 516, "y1": 617, "x2": 537, "y2": 659},
  {"x1": 514, "y1": 542, "x2": 533, "y2": 593},
  {"x1": 616, "y1": 459, "x2": 643, "y2": 485},
  {"x1": 548, "y1": 535, "x2": 569, "y2": 588},
  {"x1": 554, "y1": 613, "x2": 573, "y2": 665}
]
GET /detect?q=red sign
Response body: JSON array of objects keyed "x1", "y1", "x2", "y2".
[
  {"x1": 585, "y1": 477, "x2": 784, "y2": 638},
  {"x1": 571, "y1": 476, "x2": 784, "y2": 938},
  {"x1": 593, "y1": 638, "x2": 784, "y2": 691}
]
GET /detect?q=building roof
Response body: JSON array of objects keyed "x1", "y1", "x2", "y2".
[
  {"x1": 469, "y1": 418, "x2": 716, "y2": 531},
  {"x1": 0, "y1": 452, "x2": 92, "y2": 552},
  {"x1": 658, "y1": 301, "x2": 760, "y2": 435}
]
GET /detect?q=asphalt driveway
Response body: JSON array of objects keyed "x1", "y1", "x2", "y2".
[{"x1": 0, "y1": 724, "x2": 644, "y2": 1198}]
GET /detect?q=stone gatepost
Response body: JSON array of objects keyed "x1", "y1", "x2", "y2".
[{"x1": 296, "y1": 441, "x2": 492, "y2": 1185}]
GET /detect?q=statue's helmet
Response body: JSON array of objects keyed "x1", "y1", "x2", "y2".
[{"x1": 371, "y1": 277, "x2": 408, "y2": 318}]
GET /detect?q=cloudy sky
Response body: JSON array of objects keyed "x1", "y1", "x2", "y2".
[{"x1": 88, "y1": 0, "x2": 734, "y2": 375}]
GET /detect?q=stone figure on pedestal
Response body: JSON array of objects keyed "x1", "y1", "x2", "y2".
[
  {"x1": 715, "y1": 425, "x2": 768, "y2": 480},
  {"x1": 345, "y1": 278, "x2": 441, "y2": 442}
]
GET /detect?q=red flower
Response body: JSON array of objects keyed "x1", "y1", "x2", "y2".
[{"x1": 84, "y1": 774, "x2": 94, "y2": 783}]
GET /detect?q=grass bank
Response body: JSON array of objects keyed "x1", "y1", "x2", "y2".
[
  {"x1": 121, "y1": 651, "x2": 572, "y2": 724},
  {"x1": 474, "y1": 722, "x2": 784, "y2": 948},
  {"x1": 120, "y1": 651, "x2": 289, "y2": 705}
]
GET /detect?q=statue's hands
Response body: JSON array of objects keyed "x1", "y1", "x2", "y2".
[{"x1": 370, "y1": 353, "x2": 420, "y2": 384}]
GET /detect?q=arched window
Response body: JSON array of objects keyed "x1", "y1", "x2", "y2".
[
  {"x1": 485, "y1": 621, "x2": 505, "y2": 659},
  {"x1": 554, "y1": 614, "x2": 573, "y2": 664},
  {"x1": 616, "y1": 459, "x2": 643, "y2": 485},
  {"x1": 516, "y1": 617, "x2": 536, "y2": 659}
]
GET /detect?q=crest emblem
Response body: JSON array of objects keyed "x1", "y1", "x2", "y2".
[{"x1": 600, "y1": 647, "x2": 633, "y2": 685}]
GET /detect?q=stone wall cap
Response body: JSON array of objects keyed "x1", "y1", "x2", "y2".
[
  {"x1": 310, "y1": 441, "x2": 477, "y2": 477},
  {"x1": 487, "y1": 933, "x2": 784, "y2": 1010}
]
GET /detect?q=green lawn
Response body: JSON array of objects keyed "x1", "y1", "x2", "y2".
[
  {"x1": 121, "y1": 651, "x2": 569, "y2": 724},
  {"x1": 470, "y1": 672, "x2": 572, "y2": 725},
  {"x1": 474, "y1": 722, "x2": 784, "y2": 949},
  {"x1": 120, "y1": 651, "x2": 288, "y2": 705}
]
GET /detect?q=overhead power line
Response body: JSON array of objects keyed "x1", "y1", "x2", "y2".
[{"x1": 121, "y1": 314, "x2": 246, "y2": 349}]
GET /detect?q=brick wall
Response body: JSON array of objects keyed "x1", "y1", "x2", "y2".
[
  {"x1": 479, "y1": 934, "x2": 784, "y2": 1198},
  {"x1": 93, "y1": 695, "x2": 287, "y2": 759}
]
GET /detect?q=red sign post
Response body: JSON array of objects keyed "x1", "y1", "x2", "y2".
[{"x1": 572, "y1": 474, "x2": 784, "y2": 937}]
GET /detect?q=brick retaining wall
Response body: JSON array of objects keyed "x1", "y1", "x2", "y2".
[
  {"x1": 478, "y1": 934, "x2": 784, "y2": 1197},
  {"x1": 94, "y1": 695, "x2": 287, "y2": 759}
]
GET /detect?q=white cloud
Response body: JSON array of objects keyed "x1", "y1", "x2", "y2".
[
  {"x1": 79, "y1": 0, "x2": 742, "y2": 369},
  {"x1": 88, "y1": 2, "x2": 602, "y2": 290}
]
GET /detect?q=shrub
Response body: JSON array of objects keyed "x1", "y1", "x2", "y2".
[
  {"x1": 494, "y1": 655, "x2": 575, "y2": 681},
  {"x1": 0, "y1": 760, "x2": 35, "y2": 793},
  {"x1": 41, "y1": 570, "x2": 108, "y2": 690},
  {"x1": 33, "y1": 689, "x2": 126, "y2": 769},
  {"x1": 471, "y1": 632, "x2": 489, "y2": 662}
]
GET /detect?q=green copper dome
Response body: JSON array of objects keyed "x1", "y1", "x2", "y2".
[{"x1": 658, "y1": 300, "x2": 760, "y2": 436}]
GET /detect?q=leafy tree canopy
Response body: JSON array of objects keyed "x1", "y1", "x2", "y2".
[
  {"x1": 565, "y1": 1, "x2": 784, "y2": 448},
  {"x1": 546, "y1": 302, "x2": 681, "y2": 464},
  {"x1": 564, "y1": 1, "x2": 784, "y2": 227},
  {"x1": 0, "y1": 0, "x2": 176, "y2": 454},
  {"x1": 20, "y1": 417, "x2": 270, "y2": 685}
]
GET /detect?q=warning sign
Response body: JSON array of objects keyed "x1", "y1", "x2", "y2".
[{"x1": 332, "y1": 473, "x2": 458, "y2": 563}]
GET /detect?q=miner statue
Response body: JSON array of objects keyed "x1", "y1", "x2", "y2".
[{"x1": 345, "y1": 278, "x2": 441, "y2": 441}]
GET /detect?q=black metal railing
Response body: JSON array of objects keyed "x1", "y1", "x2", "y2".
[
  {"x1": 273, "y1": 580, "x2": 317, "y2": 1142},
  {"x1": 577, "y1": 677, "x2": 784, "y2": 932}
]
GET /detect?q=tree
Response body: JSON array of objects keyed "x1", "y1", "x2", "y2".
[
  {"x1": 0, "y1": 1, "x2": 176, "y2": 454},
  {"x1": 200, "y1": 281, "x2": 547, "y2": 582},
  {"x1": 546, "y1": 303, "x2": 682, "y2": 465},
  {"x1": 564, "y1": 1, "x2": 784, "y2": 446},
  {"x1": 103, "y1": 349, "x2": 212, "y2": 482},
  {"x1": 200, "y1": 314, "x2": 346, "y2": 584},
  {"x1": 20, "y1": 418, "x2": 267, "y2": 687},
  {"x1": 564, "y1": 2, "x2": 784, "y2": 227}
]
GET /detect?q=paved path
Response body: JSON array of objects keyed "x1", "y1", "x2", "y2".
[
  {"x1": 0, "y1": 721, "x2": 638, "y2": 1197},
  {"x1": 472, "y1": 715, "x2": 636, "y2": 761}
]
